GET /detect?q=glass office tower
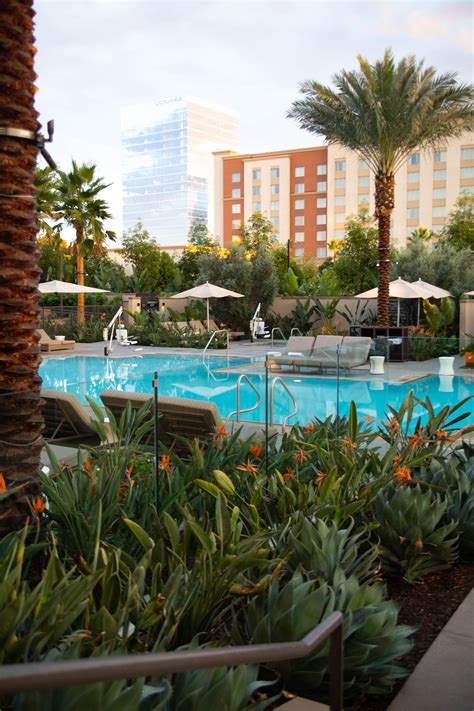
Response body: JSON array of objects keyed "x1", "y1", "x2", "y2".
[{"x1": 121, "y1": 97, "x2": 240, "y2": 246}]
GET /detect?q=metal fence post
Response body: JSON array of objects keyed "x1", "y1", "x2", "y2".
[{"x1": 153, "y1": 371, "x2": 160, "y2": 512}]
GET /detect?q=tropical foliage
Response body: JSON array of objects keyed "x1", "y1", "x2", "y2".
[
  {"x1": 288, "y1": 49, "x2": 474, "y2": 324},
  {"x1": 1, "y1": 393, "x2": 473, "y2": 707}
]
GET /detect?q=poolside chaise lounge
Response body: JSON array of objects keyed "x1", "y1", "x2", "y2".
[
  {"x1": 203, "y1": 319, "x2": 245, "y2": 340},
  {"x1": 270, "y1": 335, "x2": 372, "y2": 372},
  {"x1": 38, "y1": 329, "x2": 75, "y2": 352},
  {"x1": 267, "y1": 335, "x2": 316, "y2": 370},
  {"x1": 41, "y1": 389, "x2": 115, "y2": 445},
  {"x1": 188, "y1": 319, "x2": 207, "y2": 334},
  {"x1": 100, "y1": 390, "x2": 224, "y2": 447}
]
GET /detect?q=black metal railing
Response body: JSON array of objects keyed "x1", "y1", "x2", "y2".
[{"x1": 0, "y1": 612, "x2": 344, "y2": 710}]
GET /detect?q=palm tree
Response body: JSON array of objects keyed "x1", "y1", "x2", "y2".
[
  {"x1": 55, "y1": 161, "x2": 115, "y2": 321},
  {"x1": 289, "y1": 50, "x2": 474, "y2": 324},
  {"x1": 328, "y1": 239, "x2": 344, "y2": 261},
  {"x1": 0, "y1": 0, "x2": 43, "y2": 530}
]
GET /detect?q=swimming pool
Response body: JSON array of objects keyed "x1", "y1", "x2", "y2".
[{"x1": 39, "y1": 354, "x2": 474, "y2": 428}]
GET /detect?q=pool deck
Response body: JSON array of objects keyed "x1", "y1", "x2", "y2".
[{"x1": 41, "y1": 339, "x2": 473, "y2": 385}]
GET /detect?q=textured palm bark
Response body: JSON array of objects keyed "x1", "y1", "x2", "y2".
[
  {"x1": 374, "y1": 172, "x2": 395, "y2": 326},
  {"x1": 0, "y1": 0, "x2": 43, "y2": 529}
]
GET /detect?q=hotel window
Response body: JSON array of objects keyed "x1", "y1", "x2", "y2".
[
  {"x1": 317, "y1": 164, "x2": 327, "y2": 175},
  {"x1": 408, "y1": 153, "x2": 420, "y2": 165},
  {"x1": 461, "y1": 147, "x2": 474, "y2": 160},
  {"x1": 316, "y1": 197, "x2": 327, "y2": 208},
  {"x1": 295, "y1": 166, "x2": 305, "y2": 177},
  {"x1": 232, "y1": 219, "x2": 241, "y2": 229},
  {"x1": 295, "y1": 199, "x2": 305, "y2": 210},
  {"x1": 232, "y1": 203, "x2": 241, "y2": 214},
  {"x1": 335, "y1": 212, "x2": 346, "y2": 222},
  {"x1": 253, "y1": 202, "x2": 261, "y2": 211},
  {"x1": 358, "y1": 159, "x2": 369, "y2": 169},
  {"x1": 294, "y1": 183, "x2": 304, "y2": 194},
  {"x1": 407, "y1": 190, "x2": 420, "y2": 201},
  {"x1": 270, "y1": 167, "x2": 280, "y2": 179},
  {"x1": 334, "y1": 229, "x2": 345, "y2": 238},
  {"x1": 433, "y1": 187, "x2": 446, "y2": 199},
  {"x1": 433, "y1": 206, "x2": 446, "y2": 217},
  {"x1": 433, "y1": 169, "x2": 446, "y2": 181},
  {"x1": 335, "y1": 195, "x2": 345, "y2": 205},
  {"x1": 335, "y1": 160, "x2": 346, "y2": 172},
  {"x1": 295, "y1": 247, "x2": 304, "y2": 257},
  {"x1": 335, "y1": 178, "x2": 346, "y2": 189},
  {"x1": 358, "y1": 194, "x2": 369, "y2": 205},
  {"x1": 316, "y1": 180, "x2": 327, "y2": 192},
  {"x1": 270, "y1": 200, "x2": 279, "y2": 211},
  {"x1": 232, "y1": 172, "x2": 241, "y2": 182},
  {"x1": 433, "y1": 149, "x2": 447, "y2": 163},
  {"x1": 271, "y1": 216, "x2": 279, "y2": 228},
  {"x1": 316, "y1": 247, "x2": 327, "y2": 258},
  {"x1": 407, "y1": 207, "x2": 419, "y2": 219},
  {"x1": 317, "y1": 214, "x2": 327, "y2": 225},
  {"x1": 358, "y1": 175, "x2": 370, "y2": 187},
  {"x1": 461, "y1": 166, "x2": 474, "y2": 179},
  {"x1": 271, "y1": 184, "x2": 280, "y2": 195},
  {"x1": 460, "y1": 185, "x2": 474, "y2": 195},
  {"x1": 408, "y1": 172, "x2": 420, "y2": 183},
  {"x1": 231, "y1": 188, "x2": 241, "y2": 198},
  {"x1": 295, "y1": 215, "x2": 305, "y2": 226},
  {"x1": 294, "y1": 232, "x2": 304, "y2": 242},
  {"x1": 317, "y1": 230, "x2": 327, "y2": 239},
  {"x1": 252, "y1": 186, "x2": 261, "y2": 196},
  {"x1": 252, "y1": 169, "x2": 261, "y2": 181}
]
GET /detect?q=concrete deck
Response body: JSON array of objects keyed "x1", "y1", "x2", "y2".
[{"x1": 388, "y1": 588, "x2": 474, "y2": 711}]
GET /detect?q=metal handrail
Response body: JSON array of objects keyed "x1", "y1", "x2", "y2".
[
  {"x1": 0, "y1": 613, "x2": 344, "y2": 711},
  {"x1": 290, "y1": 327, "x2": 303, "y2": 337},
  {"x1": 270, "y1": 376, "x2": 298, "y2": 427},
  {"x1": 203, "y1": 328, "x2": 230, "y2": 356},
  {"x1": 228, "y1": 373, "x2": 261, "y2": 422},
  {"x1": 271, "y1": 327, "x2": 287, "y2": 347}
]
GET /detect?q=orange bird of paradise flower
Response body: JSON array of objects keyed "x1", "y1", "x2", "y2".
[{"x1": 236, "y1": 460, "x2": 258, "y2": 476}]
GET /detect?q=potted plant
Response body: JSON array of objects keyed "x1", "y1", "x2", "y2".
[{"x1": 462, "y1": 334, "x2": 474, "y2": 367}]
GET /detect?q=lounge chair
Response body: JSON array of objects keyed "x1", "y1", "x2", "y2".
[
  {"x1": 268, "y1": 336, "x2": 315, "y2": 370},
  {"x1": 270, "y1": 335, "x2": 372, "y2": 372},
  {"x1": 188, "y1": 320, "x2": 207, "y2": 334},
  {"x1": 100, "y1": 390, "x2": 224, "y2": 448},
  {"x1": 38, "y1": 329, "x2": 75, "y2": 352},
  {"x1": 203, "y1": 319, "x2": 244, "y2": 340},
  {"x1": 41, "y1": 389, "x2": 114, "y2": 445}
]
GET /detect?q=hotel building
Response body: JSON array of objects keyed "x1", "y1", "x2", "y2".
[
  {"x1": 121, "y1": 97, "x2": 240, "y2": 247},
  {"x1": 213, "y1": 131, "x2": 474, "y2": 257}
]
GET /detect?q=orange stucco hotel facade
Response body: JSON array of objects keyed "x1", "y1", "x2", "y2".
[{"x1": 213, "y1": 146, "x2": 330, "y2": 259}]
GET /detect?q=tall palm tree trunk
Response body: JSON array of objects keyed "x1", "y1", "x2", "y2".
[
  {"x1": 76, "y1": 225, "x2": 85, "y2": 322},
  {"x1": 374, "y1": 172, "x2": 394, "y2": 326},
  {"x1": 0, "y1": 0, "x2": 43, "y2": 530}
]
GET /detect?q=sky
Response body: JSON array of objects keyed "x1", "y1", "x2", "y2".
[{"x1": 34, "y1": 0, "x2": 474, "y2": 240}]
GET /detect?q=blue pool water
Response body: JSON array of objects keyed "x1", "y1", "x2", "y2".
[{"x1": 39, "y1": 355, "x2": 474, "y2": 428}]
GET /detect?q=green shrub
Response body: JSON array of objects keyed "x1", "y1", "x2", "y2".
[
  {"x1": 236, "y1": 570, "x2": 413, "y2": 701},
  {"x1": 372, "y1": 485, "x2": 459, "y2": 583}
]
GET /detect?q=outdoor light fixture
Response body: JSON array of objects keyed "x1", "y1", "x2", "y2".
[{"x1": 0, "y1": 119, "x2": 56, "y2": 169}]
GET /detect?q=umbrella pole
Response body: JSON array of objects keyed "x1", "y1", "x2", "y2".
[
  {"x1": 417, "y1": 299, "x2": 421, "y2": 325},
  {"x1": 397, "y1": 299, "x2": 400, "y2": 327},
  {"x1": 207, "y1": 298, "x2": 209, "y2": 326}
]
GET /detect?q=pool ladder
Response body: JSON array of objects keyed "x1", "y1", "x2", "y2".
[{"x1": 229, "y1": 374, "x2": 298, "y2": 427}]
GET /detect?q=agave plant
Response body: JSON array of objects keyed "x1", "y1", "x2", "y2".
[
  {"x1": 419, "y1": 454, "x2": 474, "y2": 558},
  {"x1": 285, "y1": 518, "x2": 379, "y2": 585},
  {"x1": 372, "y1": 485, "x2": 459, "y2": 583},
  {"x1": 235, "y1": 569, "x2": 413, "y2": 701}
]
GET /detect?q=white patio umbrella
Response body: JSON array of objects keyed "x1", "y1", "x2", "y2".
[
  {"x1": 410, "y1": 279, "x2": 453, "y2": 323},
  {"x1": 38, "y1": 280, "x2": 110, "y2": 294},
  {"x1": 355, "y1": 277, "x2": 434, "y2": 326},
  {"x1": 463, "y1": 290, "x2": 474, "y2": 297},
  {"x1": 170, "y1": 281, "x2": 244, "y2": 324}
]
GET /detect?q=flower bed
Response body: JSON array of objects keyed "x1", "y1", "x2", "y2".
[{"x1": 1, "y1": 392, "x2": 473, "y2": 709}]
